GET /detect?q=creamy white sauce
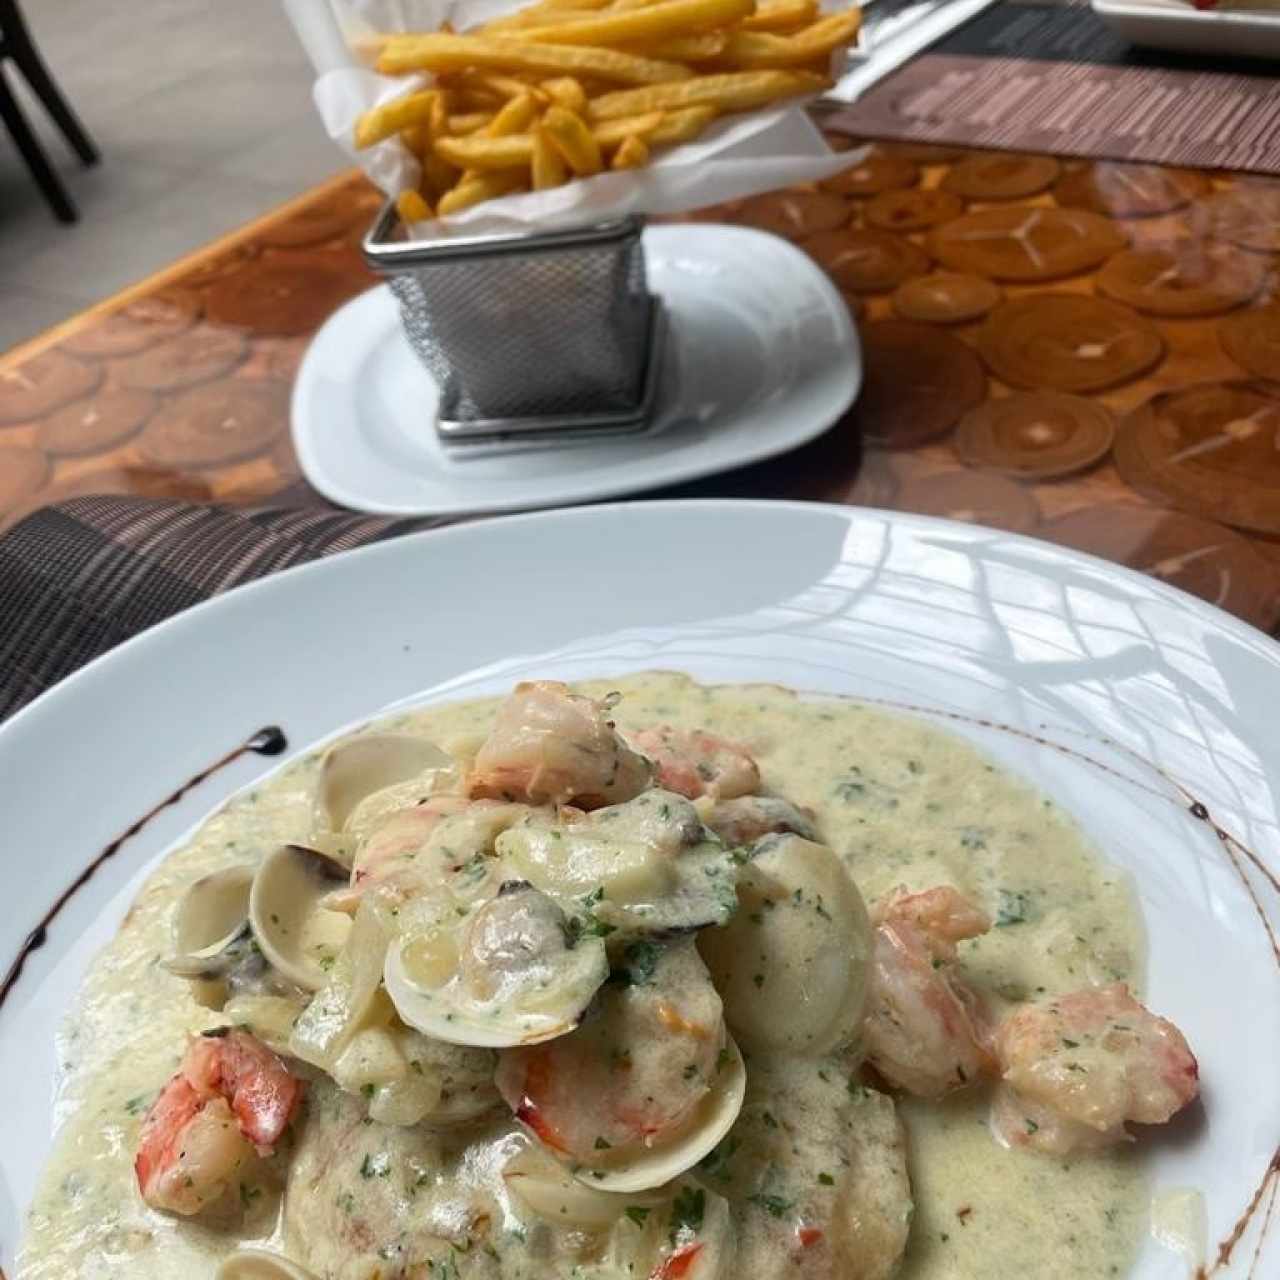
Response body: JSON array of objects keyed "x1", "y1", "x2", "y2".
[{"x1": 17, "y1": 673, "x2": 1150, "y2": 1280}]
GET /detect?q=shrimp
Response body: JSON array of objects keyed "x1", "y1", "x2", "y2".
[
  {"x1": 468, "y1": 681, "x2": 652, "y2": 808},
  {"x1": 991, "y1": 982, "x2": 1199, "y2": 1154},
  {"x1": 629, "y1": 726, "x2": 760, "y2": 801},
  {"x1": 134, "y1": 1028, "x2": 303, "y2": 1215},
  {"x1": 495, "y1": 937, "x2": 725, "y2": 1163},
  {"x1": 701, "y1": 794, "x2": 817, "y2": 847},
  {"x1": 861, "y1": 886, "x2": 995, "y2": 1098}
]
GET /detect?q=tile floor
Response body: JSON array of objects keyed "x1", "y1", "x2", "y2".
[{"x1": 0, "y1": 0, "x2": 349, "y2": 352}]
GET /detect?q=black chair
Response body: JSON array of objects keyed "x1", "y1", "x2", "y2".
[{"x1": 0, "y1": 0, "x2": 98, "y2": 223}]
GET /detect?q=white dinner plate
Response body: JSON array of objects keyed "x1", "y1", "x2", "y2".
[
  {"x1": 2, "y1": 500, "x2": 1279, "y2": 1277},
  {"x1": 1092, "y1": 0, "x2": 1280, "y2": 59},
  {"x1": 292, "y1": 225, "x2": 860, "y2": 516}
]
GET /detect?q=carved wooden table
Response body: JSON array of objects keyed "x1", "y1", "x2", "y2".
[{"x1": 3, "y1": 140, "x2": 1280, "y2": 632}]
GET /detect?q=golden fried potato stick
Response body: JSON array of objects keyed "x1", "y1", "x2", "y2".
[
  {"x1": 483, "y1": 6, "x2": 603, "y2": 30},
  {"x1": 448, "y1": 111, "x2": 497, "y2": 134},
  {"x1": 612, "y1": 134, "x2": 650, "y2": 168},
  {"x1": 507, "y1": 0, "x2": 752, "y2": 47},
  {"x1": 434, "y1": 110, "x2": 664, "y2": 169},
  {"x1": 532, "y1": 126, "x2": 569, "y2": 188},
  {"x1": 586, "y1": 69, "x2": 824, "y2": 119},
  {"x1": 486, "y1": 92, "x2": 541, "y2": 135},
  {"x1": 715, "y1": 11, "x2": 861, "y2": 67},
  {"x1": 396, "y1": 189, "x2": 433, "y2": 223},
  {"x1": 355, "y1": 89, "x2": 440, "y2": 149},
  {"x1": 466, "y1": 72, "x2": 550, "y2": 103},
  {"x1": 437, "y1": 169, "x2": 528, "y2": 215},
  {"x1": 378, "y1": 33, "x2": 692, "y2": 84},
  {"x1": 541, "y1": 76, "x2": 589, "y2": 112},
  {"x1": 644, "y1": 102, "x2": 717, "y2": 143},
  {"x1": 429, "y1": 90, "x2": 450, "y2": 135},
  {"x1": 630, "y1": 32, "x2": 727, "y2": 59},
  {"x1": 742, "y1": 0, "x2": 818, "y2": 31},
  {"x1": 540, "y1": 104, "x2": 604, "y2": 174}
]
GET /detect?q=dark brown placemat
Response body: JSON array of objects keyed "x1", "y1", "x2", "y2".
[
  {"x1": 828, "y1": 0, "x2": 1280, "y2": 175},
  {"x1": 0, "y1": 496, "x2": 438, "y2": 722}
]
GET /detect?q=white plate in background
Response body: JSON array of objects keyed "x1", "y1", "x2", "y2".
[
  {"x1": 292, "y1": 226, "x2": 860, "y2": 516},
  {"x1": 1093, "y1": 0, "x2": 1280, "y2": 59},
  {"x1": 2, "y1": 500, "x2": 1278, "y2": 1275}
]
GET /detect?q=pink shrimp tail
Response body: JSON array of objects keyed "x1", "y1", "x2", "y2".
[{"x1": 184, "y1": 1029, "x2": 304, "y2": 1152}]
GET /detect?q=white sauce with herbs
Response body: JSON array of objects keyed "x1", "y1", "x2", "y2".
[{"x1": 17, "y1": 673, "x2": 1148, "y2": 1280}]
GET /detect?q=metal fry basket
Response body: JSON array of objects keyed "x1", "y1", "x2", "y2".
[{"x1": 363, "y1": 203, "x2": 665, "y2": 445}]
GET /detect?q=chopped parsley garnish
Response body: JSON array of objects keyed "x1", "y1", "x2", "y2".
[
  {"x1": 748, "y1": 1193, "x2": 795, "y2": 1218},
  {"x1": 626, "y1": 1206, "x2": 652, "y2": 1226},
  {"x1": 670, "y1": 1186, "x2": 706, "y2": 1243},
  {"x1": 818, "y1": 1172, "x2": 835, "y2": 1186},
  {"x1": 996, "y1": 888, "x2": 1033, "y2": 927},
  {"x1": 360, "y1": 1152, "x2": 392, "y2": 1178}
]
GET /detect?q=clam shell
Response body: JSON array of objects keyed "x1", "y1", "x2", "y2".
[
  {"x1": 249, "y1": 844, "x2": 351, "y2": 991},
  {"x1": 215, "y1": 1250, "x2": 317, "y2": 1280},
  {"x1": 317, "y1": 732, "x2": 453, "y2": 833},
  {"x1": 699, "y1": 835, "x2": 871, "y2": 1056},
  {"x1": 572, "y1": 1036, "x2": 746, "y2": 1193},
  {"x1": 504, "y1": 1144, "x2": 664, "y2": 1228},
  {"x1": 384, "y1": 884, "x2": 608, "y2": 1049},
  {"x1": 162, "y1": 865, "x2": 253, "y2": 978}
]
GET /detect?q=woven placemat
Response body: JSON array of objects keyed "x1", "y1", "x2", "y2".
[{"x1": 0, "y1": 496, "x2": 438, "y2": 721}]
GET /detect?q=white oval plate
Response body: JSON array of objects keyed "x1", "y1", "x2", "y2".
[
  {"x1": 291, "y1": 224, "x2": 860, "y2": 515},
  {"x1": 2, "y1": 500, "x2": 1278, "y2": 1277}
]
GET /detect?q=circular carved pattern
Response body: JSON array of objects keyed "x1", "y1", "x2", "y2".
[
  {"x1": 1219, "y1": 305, "x2": 1280, "y2": 380},
  {"x1": 733, "y1": 190, "x2": 851, "y2": 240},
  {"x1": 955, "y1": 392, "x2": 1115, "y2": 479},
  {"x1": 1114, "y1": 380, "x2": 1280, "y2": 535},
  {"x1": 138, "y1": 381, "x2": 289, "y2": 469},
  {"x1": 60, "y1": 289, "x2": 201, "y2": 359},
  {"x1": 36, "y1": 388, "x2": 157, "y2": 456},
  {"x1": 1098, "y1": 244, "x2": 1265, "y2": 318},
  {"x1": 942, "y1": 153, "x2": 1061, "y2": 201},
  {"x1": 803, "y1": 228, "x2": 931, "y2": 293},
  {"x1": 928, "y1": 206, "x2": 1126, "y2": 282},
  {"x1": 895, "y1": 468, "x2": 1041, "y2": 533},
  {"x1": 1043, "y1": 503, "x2": 1280, "y2": 630},
  {"x1": 851, "y1": 320, "x2": 986, "y2": 448},
  {"x1": 976, "y1": 293, "x2": 1164, "y2": 392},
  {"x1": 865, "y1": 188, "x2": 964, "y2": 232},
  {"x1": 1203, "y1": 187, "x2": 1280, "y2": 254},
  {"x1": 0, "y1": 351, "x2": 102, "y2": 425},
  {"x1": 205, "y1": 257, "x2": 364, "y2": 336},
  {"x1": 821, "y1": 151, "x2": 919, "y2": 198},
  {"x1": 1053, "y1": 163, "x2": 1211, "y2": 218},
  {"x1": 115, "y1": 326, "x2": 249, "y2": 393},
  {"x1": 892, "y1": 273, "x2": 1001, "y2": 325}
]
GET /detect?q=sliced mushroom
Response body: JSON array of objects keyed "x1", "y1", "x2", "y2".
[
  {"x1": 699, "y1": 835, "x2": 871, "y2": 1056},
  {"x1": 215, "y1": 1250, "x2": 318, "y2": 1280},
  {"x1": 384, "y1": 882, "x2": 608, "y2": 1048},
  {"x1": 250, "y1": 844, "x2": 352, "y2": 991},
  {"x1": 161, "y1": 865, "x2": 254, "y2": 979},
  {"x1": 316, "y1": 732, "x2": 455, "y2": 834}
]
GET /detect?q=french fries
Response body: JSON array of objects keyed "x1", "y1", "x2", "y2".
[
  {"x1": 378, "y1": 34, "x2": 691, "y2": 85},
  {"x1": 503, "y1": 0, "x2": 754, "y2": 47},
  {"x1": 612, "y1": 134, "x2": 650, "y2": 168},
  {"x1": 359, "y1": 0, "x2": 860, "y2": 222},
  {"x1": 355, "y1": 89, "x2": 440, "y2": 149},
  {"x1": 586, "y1": 69, "x2": 823, "y2": 119}
]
